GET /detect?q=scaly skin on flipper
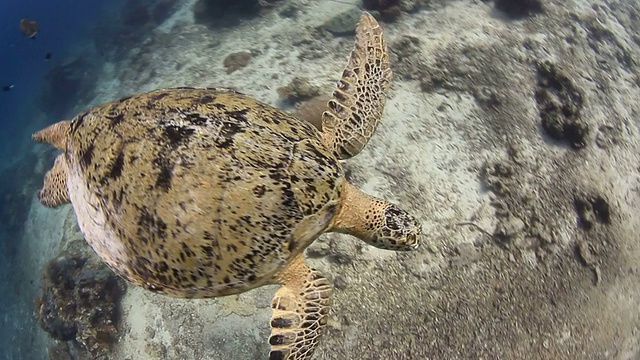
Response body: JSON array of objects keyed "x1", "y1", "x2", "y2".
[
  {"x1": 38, "y1": 153, "x2": 70, "y2": 207},
  {"x1": 32, "y1": 121, "x2": 72, "y2": 207},
  {"x1": 32, "y1": 120, "x2": 71, "y2": 150},
  {"x1": 269, "y1": 255, "x2": 332, "y2": 360},
  {"x1": 321, "y1": 12, "x2": 392, "y2": 160}
]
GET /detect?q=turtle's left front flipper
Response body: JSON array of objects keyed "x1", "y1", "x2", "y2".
[
  {"x1": 269, "y1": 255, "x2": 332, "y2": 360},
  {"x1": 321, "y1": 12, "x2": 392, "y2": 160}
]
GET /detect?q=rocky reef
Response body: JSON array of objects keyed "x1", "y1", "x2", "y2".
[
  {"x1": 193, "y1": 0, "x2": 284, "y2": 28},
  {"x1": 36, "y1": 253, "x2": 126, "y2": 359}
]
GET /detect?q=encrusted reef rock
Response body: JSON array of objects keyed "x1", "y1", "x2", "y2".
[
  {"x1": 193, "y1": 0, "x2": 284, "y2": 28},
  {"x1": 493, "y1": 0, "x2": 545, "y2": 19},
  {"x1": 36, "y1": 253, "x2": 126, "y2": 358},
  {"x1": 277, "y1": 76, "x2": 321, "y2": 103},
  {"x1": 40, "y1": 57, "x2": 99, "y2": 119}
]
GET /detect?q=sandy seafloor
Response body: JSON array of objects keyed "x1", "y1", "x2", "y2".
[{"x1": 4, "y1": 0, "x2": 640, "y2": 359}]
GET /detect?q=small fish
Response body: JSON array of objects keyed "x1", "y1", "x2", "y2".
[
  {"x1": 20, "y1": 18, "x2": 39, "y2": 39},
  {"x1": 3, "y1": 85, "x2": 15, "y2": 92},
  {"x1": 45, "y1": 52, "x2": 52, "y2": 60}
]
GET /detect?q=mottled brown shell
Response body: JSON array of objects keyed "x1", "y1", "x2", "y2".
[{"x1": 65, "y1": 87, "x2": 344, "y2": 298}]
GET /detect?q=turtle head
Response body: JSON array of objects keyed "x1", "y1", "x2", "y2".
[
  {"x1": 331, "y1": 182, "x2": 422, "y2": 251},
  {"x1": 372, "y1": 203, "x2": 422, "y2": 251}
]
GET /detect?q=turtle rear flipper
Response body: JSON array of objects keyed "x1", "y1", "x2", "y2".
[
  {"x1": 269, "y1": 255, "x2": 332, "y2": 360},
  {"x1": 32, "y1": 120, "x2": 70, "y2": 150},
  {"x1": 38, "y1": 154, "x2": 70, "y2": 207},
  {"x1": 321, "y1": 12, "x2": 392, "y2": 160}
]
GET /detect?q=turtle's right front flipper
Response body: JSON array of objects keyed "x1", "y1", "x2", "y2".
[{"x1": 269, "y1": 255, "x2": 332, "y2": 360}]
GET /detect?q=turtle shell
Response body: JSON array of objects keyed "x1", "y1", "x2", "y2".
[{"x1": 64, "y1": 87, "x2": 344, "y2": 298}]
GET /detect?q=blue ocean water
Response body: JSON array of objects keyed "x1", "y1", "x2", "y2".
[
  {"x1": 0, "y1": 0, "x2": 121, "y2": 152},
  {"x1": 0, "y1": 2, "x2": 123, "y2": 359}
]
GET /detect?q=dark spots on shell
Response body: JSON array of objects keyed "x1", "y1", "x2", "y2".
[
  {"x1": 81, "y1": 143, "x2": 94, "y2": 168},
  {"x1": 223, "y1": 276, "x2": 231, "y2": 284},
  {"x1": 118, "y1": 95, "x2": 133, "y2": 103},
  {"x1": 181, "y1": 242, "x2": 195, "y2": 258},
  {"x1": 164, "y1": 125, "x2": 195, "y2": 145},
  {"x1": 226, "y1": 243, "x2": 238, "y2": 253},
  {"x1": 185, "y1": 113, "x2": 209, "y2": 125},
  {"x1": 106, "y1": 113, "x2": 124, "y2": 126},
  {"x1": 133, "y1": 256, "x2": 153, "y2": 278},
  {"x1": 110, "y1": 188, "x2": 124, "y2": 211},
  {"x1": 154, "y1": 157, "x2": 174, "y2": 191},
  {"x1": 220, "y1": 121, "x2": 245, "y2": 137},
  {"x1": 199, "y1": 95, "x2": 215, "y2": 104},
  {"x1": 107, "y1": 151, "x2": 125, "y2": 179},
  {"x1": 156, "y1": 261, "x2": 169, "y2": 272},
  {"x1": 227, "y1": 108, "x2": 249, "y2": 120},
  {"x1": 156, "y1": 218, "x2": 167, "y2": 239},
  {"x1": 136, "y1": 207, "x2": 167, "y2": 241},
  {"x1": 217, "y1": 137, "x2": 234, "y2": 149},
  {"x1": 150, "y1": 92, "x2": 169, "y2": 103},
  {"x1": 201, "y1": 245, "x2": 214, "y2": 257},
  {"x1": 253, "y1": 184, "x2": 266, "y2": 197},
  {"x1": 71, "y1": 111, "x2": 88, "y2": 133}
]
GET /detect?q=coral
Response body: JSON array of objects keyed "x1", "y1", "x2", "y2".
[
  {"x1": 534, "y1": 61, "x2": 589, "y2": 149},
  {"x1": 319, "y1": 7, "x2": 362, "y2": 36},
  {"x1": 574, "y1": 193, "x2": 611, "y2": 230},
  {"x1": 223, "y1": 51, "x2": 252, "y2": 74},
  {"x1": 494, "y1": 0, "x2": 544, "y2": 19},
  {"x1": 362, "y1": 0, "x2": 403, "y2": 22},
  {"x1": 40, "y1": 57, "x2": 98, "y2": 119},
  {"x1": 292, "y1": 95, "x2": 330, "y2": 130},
  {"x1": 122, "y1": 0, "x2": 179, "y2": 27},
  {"x1": 194, "y1": 0, "x2": 284, "y2": 28},
  {"x1": 36, "y1": 253, "x2": 126, "y2": 357},
  {"x1": 277, "y1": 77, "x2": 321, "y2": 103}
]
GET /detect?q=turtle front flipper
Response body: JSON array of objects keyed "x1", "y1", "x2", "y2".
[
  {"x1": 321, "y1": 12, "x2": 392, "y2": 160},
  {"x1": 269, "y1": 255, "x2": 332, "y2": 360},
  {"x1": 330, "y1": 181, "x2": 421, "y2": 251},
  {"x1": 38, "y1": 154, "x2": 70, "y2": 207}
]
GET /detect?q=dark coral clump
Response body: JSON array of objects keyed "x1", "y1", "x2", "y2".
[
  {"x1": 36, "y1": 253, "x2": 126, "y2": 357},
  {"x1": 40, "y1": 57, "x2": 99, "y2": 119},
  {"x1": 223, "y1": 51, "x2": 252, "y2": 74},
  {"x1": 574, "y1": 193, "x2": 611, "y2": 230},
  {"x1": 194, "y1": 0, "x2": 283, "y2": 28},
  {"x1": 277, "y1": 77, "x2": 321, "y2": 104},
  {"x1": 122, "y1": 0, "x2": 179, "y2": 27},
  {"x1": 363, "y1": 0, "x2": 403, "y2": 22},
  {"x1": 534, "y1": 61, "x2": 589, "y2": 148},
  {"x1": 494, "y1": 0, "x2": 544, "y2": 19}
]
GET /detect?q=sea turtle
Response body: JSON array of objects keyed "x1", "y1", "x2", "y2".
[{"x1": 32, "y1": 12, "x2": 421, "y2": 360}]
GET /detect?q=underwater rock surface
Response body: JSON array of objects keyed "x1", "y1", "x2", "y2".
[
  {"x1": 8, "y1": 0, "x2": 640, "y2": 359},
  {"x1": 36, "y1": 253, "x2": 125, "y2": 358}
]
